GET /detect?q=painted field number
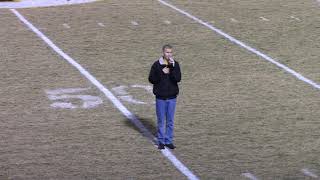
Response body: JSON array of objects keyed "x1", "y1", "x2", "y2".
[
  {"x1": 45, "y1": 84, "x2": 154, "y2": 109},
  {"x1": 45, "y1": 88, "x2": 103, "y2": 109},
  {"x1": 111, "y1": 84, "x2": 154, "y2": 105}
]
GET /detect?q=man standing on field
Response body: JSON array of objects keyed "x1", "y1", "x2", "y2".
[{"x1": 148, "y1": 44, "x2": 181, "y2": 150}]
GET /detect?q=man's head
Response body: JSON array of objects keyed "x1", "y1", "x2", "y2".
[{"x1": 162, "y1": 44, "x2": 173, "y2": 60}]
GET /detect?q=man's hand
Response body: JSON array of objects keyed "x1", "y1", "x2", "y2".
[
  {"x1": 162, "y1": 67, "x2": 170, "y2": 74},
  {"x1": 168, "y1": 57, "x2": 175, "y2": 68},
  {"x1": 169, "y1": 57, "x2": 174, "y2": 64}
]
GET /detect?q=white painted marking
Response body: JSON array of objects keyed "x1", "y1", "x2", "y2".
[
  {"x1": 164, "y1": 20, "x2": 171, "y2": 24},
  {"x1": 111, "y1": 85, "x2": 128, "y2": 96},
  {"x1": 230, "y1": 18, "x2": 239, "y2": 23},
  {"x1": 131, "y1": 21, "x2": 139, "y2": 26},
  {"x1": 157, "y1": 0, "x2": 320, "y2": 90},
  {"x1": 98, "y1": 22, "x2": 105, "y2": 27},
  {"x1": 119, "y1": 95, "x2": 146, "y2": 104},
  {"x1": 49, "y1": 94, "x2": 103, "y2": 109},
  {"x1": 51, "y1": 102, "x2": 77, "y2": 109},
  {"x1": 111, "y1": 85, "x2": 154, "y2": 105},
  {"x1": 46, "y1": 88, "x2": 103, "y2": 109},
  {"x1": 301, "y1": 168, "x2": 318, "y2": 178},
  {"x1": 46, "y1": 87, "x2": 90, "y2": 95},
  {"x1": 11, "y1": 9, "x2": 199, "y2": 180},
  {"x1": 0, "y1": 0, "x2": 98, "y2": 9},
  {"x1": 63, "y1": 23, "x2": 70, "y2": 29},
  {"x1": 290, "y1": 16, "x2": 301, "y2": 21},
  {"x1": 162, "y1": 149, "x2": 200, "y2": 180},
  {"x1": 131, "y1": 84, "x2": 153, "y2": 94},
  {"x1": 242, "y1": 173, "x2": 259, "y2": 180},
  {"x1": 259, "y1": 16, "x2": 270, "y2": 21}
]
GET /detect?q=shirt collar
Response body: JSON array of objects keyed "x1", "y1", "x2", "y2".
[{"x1": 159, "y1": 56, "x2": 175, "y2": 66}]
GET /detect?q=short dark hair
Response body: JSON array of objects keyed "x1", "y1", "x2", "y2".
[{"x1": 162, "y1": 44, "x2": 173, "y2": 52}]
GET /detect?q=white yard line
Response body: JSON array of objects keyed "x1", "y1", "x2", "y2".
[
  {"x1": 230, "y1": 18, "x2": 239, "y2": 23},
  {"x1": 98, "y1": 22, "x2": 105, "y2": 27},
  {"x1": 62, "y1": 23, "x2": 70, "y2": 29},
  {"x1": 0, "y1": 0, "x2": 98, "y2": 9},
  {"x1": 301, "y1": 168, "x2": 319, "y2": 178},
  {"x1": 164, "y1": 20, "x2": 171, "y2": 24},
  {"x1": 242, "y1": 172, "x2": 259, "y2": 180},
  {"x1": 290, "y1": 16, "x2": 301, "y2": 21},
  {"x1": 259, "y1": 16, "x2": 270, "y2": 21},
  {"x1": 131, "y1": 21, "x2": 139, "y2": 26},
  {"x1": 10, "y1": 8, "x2": 199, "y2": 180},
  {"x1": 157, "y1": 0, "x2": 320, "y2": 90}
]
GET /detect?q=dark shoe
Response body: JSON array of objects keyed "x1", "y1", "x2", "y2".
[
  {"x1": 158, "y1": 143, "x2": 165, "y2": 150},
  {"x1": 165, "y1": 144, "x2": 176, "y2": 149}
]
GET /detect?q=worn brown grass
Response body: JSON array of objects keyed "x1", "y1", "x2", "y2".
[{"x1": 1, "y1": 0, "x2": 319, "y2": 179}]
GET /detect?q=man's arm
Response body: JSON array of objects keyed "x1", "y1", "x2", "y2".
[
  {"x1": 148, "y1": 63, "x2": 160, "y2": 84},
  {"x1": 169, "y1": 62, "x2": 181, "y2": 83}
]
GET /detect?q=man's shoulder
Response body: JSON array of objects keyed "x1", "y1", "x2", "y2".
[{"x1": 152, "y1": 60, "x2": 160, "y2": 66}]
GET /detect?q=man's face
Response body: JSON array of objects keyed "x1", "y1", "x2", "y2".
[{"x1": 163, "y1": 48, "x2": 173, "y2": 60}]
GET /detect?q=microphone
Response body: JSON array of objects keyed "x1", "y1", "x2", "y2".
[{"x1": 168, "y1": 57, "x2": 174, "y2": 67}]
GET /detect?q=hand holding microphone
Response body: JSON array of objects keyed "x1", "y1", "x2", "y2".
[
  {"x1": 163, "y1": 56, "x2": 174, "y2": 74},
  {"x1": 169, "y1": 57, "x2": 174, "y2": 65},
  {"x1": 162, "y1": 67, "x2": 170, "y2": 74}
]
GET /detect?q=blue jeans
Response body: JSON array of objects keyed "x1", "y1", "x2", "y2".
[{"x1": 156, "y1": 98, "x2": 177, "y2": 145}]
